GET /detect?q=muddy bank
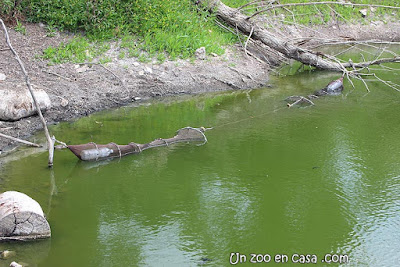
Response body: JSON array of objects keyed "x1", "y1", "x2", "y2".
[{"x1": 1, "y1": 20, "x2": 400, "y2": 154}]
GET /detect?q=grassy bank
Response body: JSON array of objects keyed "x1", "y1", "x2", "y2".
[{"x1": 1, "y1": 0, "x2": 398, "y2": 63}]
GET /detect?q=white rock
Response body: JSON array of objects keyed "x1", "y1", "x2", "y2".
[
  {"x1": 60, "y1": 97, "x2": 69, "y2": 107},
  {"x1": 0, "y1": 73, "x2": 6, "y2": 81},
  {"x1": 76, "y1": 65, "x2": 89, "y2": 73},
  {"x1": 0, "y1": 250, "x2": 16, "y2": 259},
  {"x1": 133, "y1": 97, "x2": 141, "y2": 101},
  {"x1": 144, "y1": 67, "x2": 153, "y2": 74},
  {"x1": 10, "y1": 262, "x2": 22, "y2": 267},
  {"x1": 359, "y1": 9, "x2": 368, "y2": 17},
  {"x1": 138, "y1": 70, "x2": 145, "y2": 76},
  {"x1": 133, "y1": 62, "x2": 140, "y2": 67},
  {"x1": 195, "y1": 47, "x2": 206, "y2": 60},
  {"x1": 0, "y1": 86, "x2": 51, "y2": 121}
]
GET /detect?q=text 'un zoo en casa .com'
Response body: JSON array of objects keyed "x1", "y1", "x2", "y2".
[{"x1": 230, "y1": 252, "x2": 350, "y2": 265}]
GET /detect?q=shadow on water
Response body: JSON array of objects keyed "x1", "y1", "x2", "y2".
[{"x1": 1, "y1": 59, "x2": 400, "y2": 266}]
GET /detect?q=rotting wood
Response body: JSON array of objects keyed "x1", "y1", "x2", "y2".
[
  {"x1": 0, "y1": 19, "x2": 55, "y2": 167},
  {"x1": 0, "y1": 191, "x2": 51, "y2": 241},
  {"x1": 67, "y1": 127, "x2": 211, "y2": 161}
]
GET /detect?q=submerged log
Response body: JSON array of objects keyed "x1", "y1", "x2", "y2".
[
  {"x1": 0, "y1": 191, "x2": 51, "y2": 241},
  {"x1": 68, "y1": 127, "x2": 209, "y2": 161}
]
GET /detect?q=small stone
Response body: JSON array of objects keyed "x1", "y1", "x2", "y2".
[
  {"x1": 332, "y1": 25, "x2": 337, "y2": 29},
  {"x1": 0, "y1": 250, "x2": 16, "y2": 259},
  {"x1": 133, "y1": 97, "x2": 141, "y2": 101},
  {"x1": 370, "y1": 7, "x2": 376, "y2": 13},
  {"x1": 210, "y1": 52, "x2": 218, "y2": 57},
  {"x1": 138, "y1": 70, "x2": 145, "y2": 76},
  {"x1": 133, "y1": 62, "x2": 140, "y2": 67},
  {"x1": 76, "y1": 65, "x2": 88, "y2": 73},
  {"x1": 359, "y1": 9, "x2": 368, "y2": 17},
  {"x1": 195, "y1": 47, "x2": 206, "y2": 60},
  {"x1": 144, "y1": 67, "x2": 153, "y2": 74},
  {"x1": 60, "y1": 98, "x2": 69, "y2": 107},
  {"x1": 10, "y1": 262, "x2": 22, "y2": 267},
  {"x1": 0, "y1": 73, "x2": 6, "y2": 81}
]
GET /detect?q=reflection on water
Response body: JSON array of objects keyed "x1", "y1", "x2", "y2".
[{"x1": 1, "y1": 69, "x2": 400, "y2": 266}]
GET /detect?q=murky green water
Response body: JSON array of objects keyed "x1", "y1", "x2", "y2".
[{"x1": 1, "y1": 68, "x2": 400, "y2": 266}]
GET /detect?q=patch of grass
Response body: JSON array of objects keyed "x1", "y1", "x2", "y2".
[
  {"x1": 118, "y1": 51, "x2": 125, "y2": 60},
  {"x1": 15, "y1": 19, "x2": 26, "y2": 35},
  {"x1": 157, "y1": 53, "x2": 167, "y2": 63},
  {"x1": 45, "y1": 24, "x2": 57, "y2": 37},
  {"x1": 42, "y1": 37, "x2": 109, "y2": 64},
  {"x1": 99, "y1": 56, "x2": 112, "y2": 64}
]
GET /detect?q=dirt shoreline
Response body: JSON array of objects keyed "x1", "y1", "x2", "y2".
[{"x1": 1, "y1": 21, "x2": 400, "y2": 156}]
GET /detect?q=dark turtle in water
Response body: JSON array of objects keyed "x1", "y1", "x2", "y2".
[
  {"x1": 285, "y1": 76, "x2": 344, "y2": 107},
  {"x1": 313, "y1": 77, "x2": 344, "y2": 96}
]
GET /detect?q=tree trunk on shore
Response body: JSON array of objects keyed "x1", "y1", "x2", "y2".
[
  {"x1": 199, "y1": 0, "x2": 344, "y2": 71},
  {"x1": 198, "y1": 0, "x2": 400, "y2": 72}
]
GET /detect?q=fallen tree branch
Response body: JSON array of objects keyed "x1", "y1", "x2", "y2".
[
  {"x1": 0, "y1": 18, "x2": 54, "y2": 166},
  {"x1": 199, "y1": 0, "x2": 400, "y2": 76},
  {"x1": 200, "y1": 0, "x2": 345, "y2": 71},
  {"x1": 0, "y1": 132, "x2": 41, "y2": 147}
]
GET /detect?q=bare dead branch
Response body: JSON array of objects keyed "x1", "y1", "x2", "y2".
[
  {"x1": 82, "y1": 62, "x2": 129, "y2": 93},
  {"x1": 0, "y1": 18, "x2": 55, "y2": 166},
  {"x1": 0, "y1": 132, "x2": 42, "y2": 147},
  {"x1": 342, "y1": 56, "x2": 400, "y2": 68},
  {"x1": 43, "y1": 69, "x2": 73, "y2": 81},
  {"x1": 244, "y1": 26, "x2": 254, "y2": 56}
]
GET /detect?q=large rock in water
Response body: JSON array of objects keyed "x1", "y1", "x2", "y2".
[
  {"x1": 0, "y1": 191, "x2": 51, "y2": 241},
  {"x1": 0, "y1": 85, "x2": 51, "y2": 121}
]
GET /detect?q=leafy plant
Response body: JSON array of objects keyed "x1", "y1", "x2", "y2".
[{"x1": 15, "y1": 19, "x2": 26, "y2": 35}]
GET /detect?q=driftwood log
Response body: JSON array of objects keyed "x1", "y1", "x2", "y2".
[
  {"x1": 68, "y1": 127, "x2": 209, "y2": 161},
  {"x1": 0, "y1": 191, "x2": 51, "y2": 241},
  {"x1": 0, "y1": 86, "x2": 51, "y2": 121}
]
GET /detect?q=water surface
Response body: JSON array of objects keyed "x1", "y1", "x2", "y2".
[{"x1": 1, "y1": 69, "x2": 400, "y2": 266}]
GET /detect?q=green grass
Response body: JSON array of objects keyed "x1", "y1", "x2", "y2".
[
  {"x1": 17, "y1": 0, "x2": 236, "y2": 63},
  {"x1": 42, "y1": 37, "x2": 110, "y2": 64},
  {"x1": 15, "y1": 19, "x2": 26, "y2": 35}
]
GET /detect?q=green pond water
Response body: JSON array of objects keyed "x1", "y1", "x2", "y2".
[{"x1": 1, "y1": 67, "x2": 400, "y2": 266}]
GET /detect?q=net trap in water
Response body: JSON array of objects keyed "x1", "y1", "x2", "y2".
[{"x1": 66, "y1": 127, "x2": 210, "y2": 161}]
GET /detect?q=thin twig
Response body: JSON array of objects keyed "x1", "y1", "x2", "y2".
[
  {"x1": 83, "y1": 62, "x2": 129, "y2": 92},
  {"x1": 0, "y1": 18, "x2": 54, "y2": 166},
  {"x1": 43, "y1": 69, "x2": 72, "y2": 81},
  {"x1": 0, "y1": 132, "x2": 42, "y2": 147},
  {"x1": 244, "y1": 26, "x2": 254, "y2": 57}
]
